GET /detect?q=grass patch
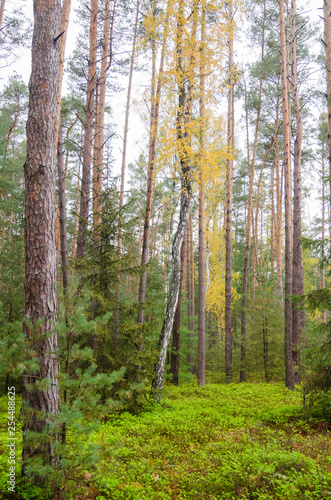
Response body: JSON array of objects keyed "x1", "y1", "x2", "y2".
[{"x1": 0, "y1": 383, "x2": 330, "y2": 499}]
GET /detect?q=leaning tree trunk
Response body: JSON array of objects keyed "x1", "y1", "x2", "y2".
[
  {"x1": 170, "y1": 234, "x2": 186, "y2": 385},
  {"x1": 22, "y1": 0, "x2": 62, "y2": 480},
  {"x1": 290, "y1": 0, "x2": 304, "y2": 385},
  {"x1": 152, "y1": 0, "x2": 192, "y2": 399},
  {"x1": 225, "y1": 0, "x2": 234, "y2": 385},
  {"x1": 279, "y1": 0, "x2": 295, "y2": 390}
]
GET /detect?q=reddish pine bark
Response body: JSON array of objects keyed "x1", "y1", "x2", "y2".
[{"x1": 23, "y1": 0, "x2": 62, "y2": 475}]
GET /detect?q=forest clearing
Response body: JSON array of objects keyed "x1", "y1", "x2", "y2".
[
  {"x1": 0, "y1": 383, "x2": 330, "y2": 499},
  {"x1": 0, "y1": 0, "x2": 330, "y2": 498}
]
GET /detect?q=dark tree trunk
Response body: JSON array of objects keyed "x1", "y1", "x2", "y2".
[{"x1": 23, "y1": 0, "x2": 62, "y2": 478}]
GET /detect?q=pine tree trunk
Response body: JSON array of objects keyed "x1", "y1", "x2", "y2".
[
  {"x1": 22, "y1": 0, "x2": 61, "y2": 478},
  {"x1": 274, "y1": 94, "x2": 283, "y2": 296},
  {"x1": 197, "y1": 0, "x2": 206, "y2": 387},
  {"x1": 240, "y1": 7, "x2": 266, "y2": 381},
  {"x1": 76, "y1": 0, "x2": 98, "y2": 259},
  {"x1": 290, "y1": 0, "x2": 304, "y2": 385},
  {"x1": 225, "y1": 0, "x2": 234, "y2": 384},
  {"x1": 57, "y1": 123, "x2": 69, "y2": 293},
  {"x1": 279, "y1": 0, "x2": 295, "y2": 390},
  {"x1": 138, "y1": 0, "x2": 171, "y2": 324}
]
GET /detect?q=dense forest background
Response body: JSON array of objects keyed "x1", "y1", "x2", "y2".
[{"x1": 0, "y1": 0, "x2": 330, "y2": 497}]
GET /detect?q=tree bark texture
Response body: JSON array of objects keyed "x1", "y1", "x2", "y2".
[
  {"x1": 152, "y1": 0, "x2": 192, "y2": 399},
  {"x1": 23, "y1": 0, "x2": 61, "y2": 472},
  {"x1": 170, "y1": 235, "x2": 186, "y2": 385},
  {"x1": 225, "y1": 0, "x2": 234, "y2": 385},
  {"x1": 197, "y1": 0, "x2": 206, "y2": 387},
  {"x1": 290, "y1": 0, "x2": 304, "y2": 385},
  {"x1": 279, "y1": 0, "x2": 295, "y2": 390},
  {"x1": 76, "y1": 0, "x2": 98, "y2": 259}
]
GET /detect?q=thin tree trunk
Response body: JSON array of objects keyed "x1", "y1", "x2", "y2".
[
  {"x1": 152, "y1": 0, "x2": 192, "y2": 399},
  {"x1": 55, "y1": 0, "x2": 72, "y2": 145},
  {"x1": 72, "y1": 160, "x2": 81, "y2": 260},
  {"x1": 290, "y1": 0, "x2": 304, "y2": 385},
  {"x1": 225, "y1": 0, "x2": 234, "y2": 384},
  {"x1": 76, "y1": 0, "x2": 98, "y2": 259},
  {"x1": 22, "y1": 0, "x2": 61, "y2": 480},
  {"x1": 240, "y1": 6, "x2": 266, "y2": 381},
  {"x1": 171, "y1": 235, "x2": 186, "y2": 385},
  {"x1": 197, "y1": 0, "x2": 206, "y2": 387},
  {"x1": 321, "y1": 156, "x2": 327, "y2": 323},
  {"x1": 187, "y1": 211, "x2": 195, "y2": 371},
  {"x1": 279, "y1": 0, "x2": 295, "y2": 390},
  {"x1": 57, "y1": 123, "x2": 69, "y2": 293},
  {"x1": 274, "y1": 94, "x2": 283, "y2": 296},
  {"x1": 138, "y1": 0, "x2": 172, "y2": 324}
]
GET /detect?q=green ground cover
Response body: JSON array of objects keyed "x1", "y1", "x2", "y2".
[{"x1": 0, "y1": 383, "x2": 330, "y2": 499}]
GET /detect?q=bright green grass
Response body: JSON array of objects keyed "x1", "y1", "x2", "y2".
[{"x1": 0, "y1": 383, "x2": 330, "y2": 499}]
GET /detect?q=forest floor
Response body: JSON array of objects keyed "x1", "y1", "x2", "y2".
[{"x1": 0, "y1": 383, "x2": 330, "y2": 499}]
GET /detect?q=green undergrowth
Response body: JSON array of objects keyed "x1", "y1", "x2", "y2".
[
  {"x1": 0, "y1": 383, "x2": 330, "y2": 499},
  {"x1": 92, "y1": 383, "x2": 331, "y2": 500}
]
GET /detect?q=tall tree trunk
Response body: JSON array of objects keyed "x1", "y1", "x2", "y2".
[
  {"x1": 323, "y1": 0, "x2": 331, "y2": 265},
  {"x1": 225, "y1": 0, "x2": 234, "y2": 384},
  {"x1": 22, "y1": 0, "x2": 61, "y2": 480},
  {"x1": 138, "y1": 0, "x2": 172, "y2": 324},
  {"x1": 274, "y1": 93, "x2": 283, "y2": 296},
  {"x1": 290, "y1": 0, "x2": 304, "y2": 385},
  {"x1": 171, "y1": 234, "x2": 186, "y2": 385},
  {"x1": 93, "y1": 0, "x2": 112, "y2": 230},
  {"x1": 197, "y1": 0, "x2": 206, "y2": 387},
  {"x1": 240, "y1": 4, "x2": 266, "y2": 381},
  {"x1": 279, "y1": 0, "x2": 295, "y2": 390},
  {"x1": 71, "y1": 159, "x2": 81, "y2": 260},
  {"x1": 76, "y1": 0, "x2": 98, "y2": 259},
  {"x1": 55, "y1": 0, "x2": 72, "y2": 145},
  {"x1": 152, "y1": 0, "x2": 192, "y2": 399},
  {"x1": 321, "y1": 155, "x2": 327, "y2": 323}
]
